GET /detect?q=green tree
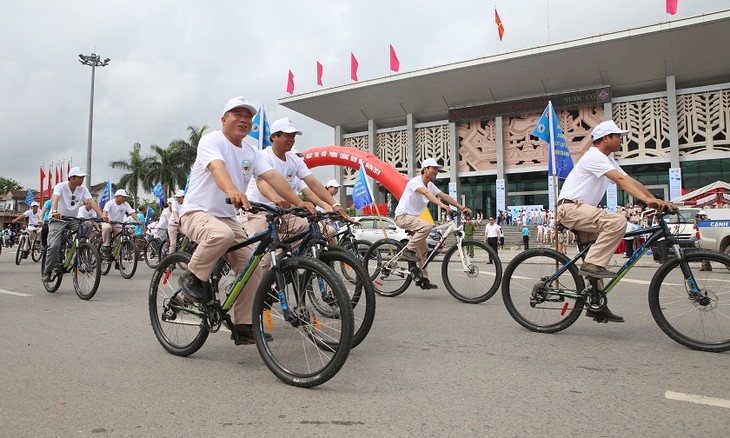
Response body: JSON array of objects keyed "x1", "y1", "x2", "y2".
[
  {"x1": 144, "y1": 144, "x2": 187, "y2": 199},
  {"x1": 108, "y1": 143, "x2": 153, "y2": 208},
  {"x1": 0, "y1": 177, "x2": 22, "y2": 194},
  {"x1": 169, "y1": 124, "x2": 208, "y2": 172}
]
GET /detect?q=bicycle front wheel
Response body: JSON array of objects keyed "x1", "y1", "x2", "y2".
[
  {"x1": 502, "y1": 249, "x2": 585, "y2": 333},
  {"x1": 363, "y1": 238, "x2": 412, "y2": 297},
  {"x1": 73, "y1": 242, "x2": 101, "y2": 300},
  {"x1": 15, "y1": 237, "x2": 25, "y2": 265},
  {"x1": 253, "y1": 257, "x2": 353, "y2": 388},
  {"x1": 40, "y1": 249, "x2": 62, "y2": 293},
  {"x1": 148, "y1": 253, "x2": 209, "y2": 356},
  {"x1": 338, "y1": 239, "x2": 371, "y2": 284},
  {"x1": 31, "y1": 239, "x2": 42, "y2": 262},
  {"x1": 118, "y1": 239, "x2": 138, "y2": 279},
  {"x1": 649, "y1": 251, "x2": 730, "y2": 352},
  {"x1": 144, "y1": 239, "x2": 162, "y2": 269},
  {"x1": 442, "y1": 240, "x2": 502, "y2": 303}
]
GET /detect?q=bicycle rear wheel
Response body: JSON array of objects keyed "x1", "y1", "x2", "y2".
[
  {"x1": 442, "y1": 240, "x2": 502, "y2": 303},
  {"x1": 40, "y1": 249, "x2": 62, "y2": 293},
  {"x1": 15, "y1": 237, "x2": 25, "y2": 265},
  {"x1": 363, "y1": 238, "x2": 412, "y2": 297},
  {"x1": 73, "y1": 242, "x2": 101, "y2": 300},
  {"x1": 144, "y1": 238, "x2": 162, "y2": 269},
  {"x1": 502, "y1": 249, "x2": 585, "y2": 333},
  {"x1": 118, "y1": 239, "x2": 138, "y2": 279},
  {"x1": 253, "y1": 257, "x2": 353, "y2": 388},
  {"x1": 338, "y1": 239, "x2": 371, "y2": 284},
  {"x1": 31, "y1": 239, "x2": 42, "y2": 262},
  {"x1": 149, "y1": 253, "x2": 209, "y2": 356},
  {"x1": 649, "y1": 251, "x2": 730, "y2": 352}
]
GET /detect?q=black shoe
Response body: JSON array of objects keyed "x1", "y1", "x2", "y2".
[
  {"x1": 586, "y1": 307, "x2": 624, "y2": 323},
  {"x1": 579, "y1": 263, "x2": 617, "y2": 279},
  {"x1": 42, "y1": 272, "x2": 52, "y2": 282},
  {"x1": 231, "y1": 324, "x2": 272, "y2": 345},
  {"x1": 179, "y1": 271, "x2": 206, "y2": 303},
  {"x1": 400, "y1": 249, "x2": 418, "y2": 262},
  {"x1": 416, "y1": 278, "x2": 438, "y2": 290}
]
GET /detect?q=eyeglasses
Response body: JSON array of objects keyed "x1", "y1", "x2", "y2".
[{"x1": 70, "y1": 195, "x2": 76, "y2": 207}]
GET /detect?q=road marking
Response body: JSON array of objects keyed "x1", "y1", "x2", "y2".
[
  {"x1": 665, "y1": 391, "x2": 730, "y2": 409},
  {"x1": 0, "y1": 289, "x2": 32, "y2": 297}
]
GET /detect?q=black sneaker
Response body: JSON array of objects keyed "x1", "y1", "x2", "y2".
[
  {"x1": 41, "y1": 272, "x2": 52, "y2": 282},
  {"x1": 230, "y1": 324, "x2": 273, "y2": 345},
  {"x1": 579, "y1": 263, "x2": 617, "y2": 279},
  {"x1": 417, "y1": 278, "x2": 438, "y2": 290},
  {"x1": 179, "y1": 271, "x2": 206, "y2": 303},
  {"x1": 401, "y1": 249, "x2": 418, "y2": 262},
  {"x1": 586, "y1": 307, "x2": 624, "y2": 323}
]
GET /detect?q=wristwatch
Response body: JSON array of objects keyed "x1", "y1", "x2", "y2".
[{"x1": 332, "y1": 202, "x2": 341, "y2": 208}]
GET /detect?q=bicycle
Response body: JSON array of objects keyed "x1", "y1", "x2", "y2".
[
  {"x1": 148, "y1": 202, "x2": 354, "y2": 388},
  {"x1": 363, "y1": 211, "x2": 502, "y2": 303},
  {"x1": 98, "y1": 221, "x2": 138, "y2": 279},
  {"x1": 144, "y1": 235, "x2": 168, "y2": 269},
  {"x1": 334, "y1": 221, "x2": 371, "y2": 284},
  {"x1": 14, "y1": 228, "x2": 36, "y2": 265},
  {"x1": 41, "y1": 217, "x2": 102, "y2": 300},
  {"x1": 501, "y1": 209, "x2": 730, "y2": 352}
]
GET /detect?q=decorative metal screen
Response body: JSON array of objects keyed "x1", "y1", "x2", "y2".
[
  {"x1": 456, "y1": 119, "x2": 497, "y2": 172},
  {"x1": 342, "y1": 135, "x2": 369, "y2": 184},
  {"x1": 676, "y1": 89, "x2": 730, "y2": 155},
  {"x1": 415, "y1": 124, "x2": 450, "y2": 173},
  {"x1": 612, "y1": 97, "x2": 670, "y2": 159},
  {"x1": 376, "y1": 130, "x2": 408, "y2": 175}
]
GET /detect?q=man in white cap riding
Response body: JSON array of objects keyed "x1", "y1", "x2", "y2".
[
  {"x1": 168, "y1": 190, "x2": 185, "y2": 253},
  {"x1": 556, "y1": 119, "x2": 674, "y2": 322},
  {"x1": 394, "y1": 158, "x2": 471, "y2": 290},
  {"x1": 101, "y1": 188, "x2": 143, "y2": 256},
  {"x1": 13, "y1": 201, "x2": 42, "y2": 252}
]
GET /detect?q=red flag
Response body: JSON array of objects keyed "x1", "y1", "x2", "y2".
[
  {"x1": 47, "y1": 166, "x2": 52, "y2": 198},
  {"x1": 350, "y1": 53, "x2": 359, "y2": 81},
  {"x1": 40, "y1": 167, "x2": 45, "y2": 204},
  {"x1": 389, "y1": 45, "x2": 400, "y2": 72},
  {"x1": 495, "y1": 9, "x2": 505, "y2": 41},
  {"x1": 67, "y1": 161, "x2": 71, "y2": 179},
  {"x1": 55, "y1": 164, "x2": 60, "y2": 184},
  {"x1": 316, "y1": 61, "x2": 323, "y2": 86},
  {"x1": 286, "y1": 70, "x2": 295, "y2": 95},
  {"x1": 666, "y1": 0, "x2": 678, "y2": 15}
]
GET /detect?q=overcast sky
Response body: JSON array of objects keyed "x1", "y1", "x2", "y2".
[{"x1": 1, "y1": 0, "x2": 727, "y2": 191}]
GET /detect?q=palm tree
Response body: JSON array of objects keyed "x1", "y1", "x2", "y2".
[
  {"x1": 108, "y1": 143, "x2": 153, "y2": 207},
  {"x1": 170, "y1": 125, "x2": 208, "y2": 172},
  {"x1": 144, "y1": 144, "x2": 188, "y2": 199}
]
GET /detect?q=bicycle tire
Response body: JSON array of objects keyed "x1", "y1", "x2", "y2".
[
  {"x1": 319, "y1": 247, "x2": 376, "y2": 349},
  {"x1": 502, "y1": 248, "x2": 585, "y2": 333},
  {"x1": 441, "y1": 240, "x2": 502, "y2": 304},
  {"x1": 31, "y1": 239, "x2": 42, "y2": 262},
  {"x1": 40, "y1": 249, "x2": 62, "y2": 293},
  {"x1": 338, "y1": 239, "x2": 371, "y2": 284},
  {"x1": 99, "y1": 247, "x2": 113, "y2": 276},
  {"x1": 648, "y1": 251, "x2": 730, "y2": 352},
  {"x1": 363, "y1": 238, "x2": 412, "y2": 297},
  {"x1": 15, "y1": 236, "x2": 26, "y2": 265},
  {"x1": 144, "y1": 238, "x2": 162, "y2": 269},
  {"x1": 73, "y1": 242, "x2": 101, "y2": 300},
  {"x1": 148, "y1": 253, "x2": 209, "y2": 356},
  {"x1": 252, "y1": 256, "x2": 353, "y2": 388},
  {"x1": 118, "y1": 239, "x2": 138, "y2": 279}
]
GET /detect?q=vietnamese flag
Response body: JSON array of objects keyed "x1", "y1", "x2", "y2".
[
  {"x1": 286, "y1": 70, "x2": 295, "y2": 94},
  {"x1": 47, "y1": 166, "x2": 52, "y2": 198},
  {"x1": 350, "y1": 53, "x2": 359, "y2": 81},
  {"x1": 389, "y1": 45, "x2": 400, "y2": 72},
  {"x1": 40, "y1": 167, "x2": 45, "y2": 204},
  {"x1": 666, "y1": 0, "x2": 678, "y2": 15},
  {"x1": 316, "y1": 61, "x2": 323, "y2": 86},
  {"x1": 495, "y1": 9, "x2": 505, "y2": 41}
]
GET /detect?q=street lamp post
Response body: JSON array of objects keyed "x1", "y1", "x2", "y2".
[{"x1": 78, "y1": 53, "x2": 110, "y2": 187}]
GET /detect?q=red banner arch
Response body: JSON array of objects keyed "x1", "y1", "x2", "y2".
[{"x1": 301, "y1": 145, "x2": 409, "y2": 199}]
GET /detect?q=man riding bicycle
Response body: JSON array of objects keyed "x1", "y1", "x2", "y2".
[
  {"x1": 556, "y1": 120, "x2": 674, "y2": 322},
  {"x1": 13, "y1": 201, "x2": 42, "y2": 251},
  {"x1": 394, "y1": 158, "x2": 471, "y2": 290}
]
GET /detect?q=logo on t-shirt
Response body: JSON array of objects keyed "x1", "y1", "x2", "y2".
[
  {"x1": 286, "y1": 168, "x2": 294, "y2": 182},
  {"x1": 241, "y1": 160, "x2": 251, "y2": 176}
]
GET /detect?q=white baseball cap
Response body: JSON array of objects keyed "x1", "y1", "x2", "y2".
[
  {"x1": 114, "y1": 189, "x2": 128, "y2": 198},
  {"x1": 270, "y1": 117, "x2": 303, "y2": 135},
  {"x1": 421, "y1": 158, "x2": 443, "y2": 170},
  {"x1": 325, "y1": 179, "x2": 341, "y2": 188},
  {"x1": 68, "y1": 167, "x2": 87, "y2": 177},
  {"x1": 591, "y1": 120, "x2": 629, "y2": 140},
  {"x1": 222, "y1": 96, "x2": 257, "y2": 117},
  {"x1": 31, "y1": 201, "x2": 39, "y2": 207},
  {"x1": 175, "y1": 190, "x2": 186, "y2": 197}
]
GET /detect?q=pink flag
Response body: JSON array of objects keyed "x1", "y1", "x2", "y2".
[
  {"x1": 286, "y1": 70, "x2": 295, "y2": 94},
  {"x1": 495, "y1": 9, "x2": 505, "y2": 41},
  {"x1": 666, "y1": 0, "x2": 678, "y2": 15},
  {"x1": 316, "y1": 61, "x2": 323, "y2": 86},
  {"x1": 351, "y1": 53, "x2": 359, "y2": 81},
  {"x1": 389, "y1": 45, "x2": 400, "y2": 72}
]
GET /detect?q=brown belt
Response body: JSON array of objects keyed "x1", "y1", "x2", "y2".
[{"x1": 557, "y1": 199, "x2": 576, "y2": 207}]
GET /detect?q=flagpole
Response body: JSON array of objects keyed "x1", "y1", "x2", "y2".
[{"x1": 547, "y1": 101, "x2": 560, "y2": 251}]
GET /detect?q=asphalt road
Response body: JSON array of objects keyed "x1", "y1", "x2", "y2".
[{"x1": 1, "y1": 247, "x2": 728, "y2": 437}]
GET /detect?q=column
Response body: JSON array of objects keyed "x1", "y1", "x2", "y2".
[
  {"x1": 448, "y1": 121, "x2": 460, "y2": 203},
  {"x1": 406, "y1": 114, "x2": 415, "y2": 179},
  {"x1": 334, "y1": 125, "x2": 345, "y2": 205}
]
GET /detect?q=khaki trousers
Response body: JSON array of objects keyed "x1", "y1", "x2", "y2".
[
  {"x1": 395, "y1": 213, "x2": 432, "y2": 278},
  {"x1": 556, "y1": 202, "x2": 626, "y2": 269}
]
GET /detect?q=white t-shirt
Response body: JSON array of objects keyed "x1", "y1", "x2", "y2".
[
  {"x1": 24, "y1": 209, "x2": 42, "y2": 227},
  {"x1": 104, "y1": 200, "x2": 135, "y2": 223},
  {"x1": 77, "y1": 207, "x2": 97, "y2": 220},
  {"x1": 395, "y1": 176, "x2": 441, "y2": 216},
  {"x1": 180, "y1": 130, "x2": 272, "y2": 219},
  {"x1": 246, "y1": 147, "x2": 312, "y2": 207},
  {"x1": 558, "y1": 147, "x2": 626, "y2": 206},
  {"x1": 157, "y1": 208, "x2": 170, "y2": 229},
  {"x1": 52, "y1": 182, "x2": 93, "y2": 217},
  {"x1": 169, "y1": 201, "x2": 182, "y2": 225},
  {"x1": 484, "y1": 223, "x2": 501, "y2": 238}
]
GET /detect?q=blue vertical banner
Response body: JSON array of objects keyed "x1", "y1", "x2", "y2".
[
  {"x1": 533, "y1": 101, "x2": 574, "y2": 178},
  {"x1": 352, "y1": 163, "x2": 374, "y2": 210},
  {"x1": 249, "y1": 103, "x2": 272, "y2": 149},
  {"x1": 669, "y1": 167, "x2": 682, "y2": 201},
  {"x1": 25, "y1": 188, "x2": 34, "y2": 206},
  {"x1": 99, "y1": 178, "x2": 112, "y2": 207},
  {"x1": 152, "y1": 181, "x2": 165, "y2": 207},
  {"x1": 496, "y1": 178, "x2": 505, "y2": 214},
  {"x1": 145, "y1": 206, "x2": 155, "y2": 224}
]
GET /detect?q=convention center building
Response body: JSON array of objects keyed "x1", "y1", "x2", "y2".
[{"x1": 281, "y1": 10, "x2": 730, "y2": 217}]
